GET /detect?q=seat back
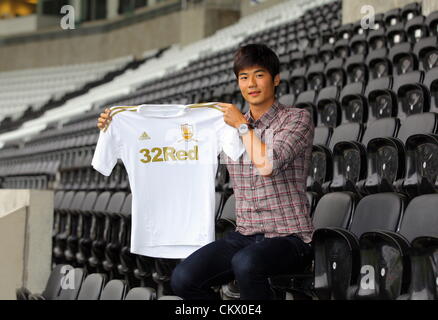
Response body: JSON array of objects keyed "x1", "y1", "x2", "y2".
[
  {"x1": 99, "y1": 279, "x2": 127, "y2": 300},
  {"x1": 124, "y1": 287, "x2": 156, "y2": 300},
  {"x1": 312, "y1": 192, "x2": 357, "y2": 230},
  {"x1": 77, "y1": 273, "x2": 107, "y2": 300},
  {"x1": 349, "y1": 193, "x2": 406, "y2": 238}
]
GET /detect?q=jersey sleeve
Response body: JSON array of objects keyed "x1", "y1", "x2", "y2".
[
  {"x1": 91, "y1": 120, "x2": 121, "y2": 176},
  {"x1": 215, "y1": 118, "x2": 245, "y2": 161}
]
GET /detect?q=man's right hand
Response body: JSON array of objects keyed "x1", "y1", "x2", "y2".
[{"x1": 97, "y1": 108, "x2": 112, "y2": 131}]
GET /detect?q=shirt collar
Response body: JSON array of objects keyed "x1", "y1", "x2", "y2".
[{"x1": 244, "y1": 100, "x2": 281, "y2": 129}]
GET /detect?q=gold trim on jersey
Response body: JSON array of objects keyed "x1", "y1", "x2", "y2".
[{"x1": 102, "y1": 103, "x2": 223, "y2": 132}]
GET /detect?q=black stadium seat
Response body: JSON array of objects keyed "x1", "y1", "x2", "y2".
[{"x1": 77, "y1": 273, "x2": 107, "y2": 300}]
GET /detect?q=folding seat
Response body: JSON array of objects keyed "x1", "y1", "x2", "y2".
[
  {"x1": 87, "y1": 191, "x2": 114, "y2": 274},
  {"x1": 278, "y1": 93, "x2": 295, "y2": 107},
  {"x1": 424, "y1": 66, "x2": 438, "y2": 113},
  {"x1": 313, "y1": 192, "x2": 406, "y2": 300},
  {"x1": 414, "y1": 36, "x2": 438, "y2": 72},
  {"x1": 100, "y1": 192, "x2": 127, "y2": 279},
  {"x1": 361, "y1": 117, "x2": 401, "y2": 147},
  {"x1": 396, "y1": 112, "x2": 438, "y2": 144},
  {"x1": 366, "y1": 48, "x2": 393, "y2": 79},
  {"x1": 402, "y1": 134, "x2": 438, "y2": 197},
  {"x1": 76, "y1": 191, "x2": 98, "y2": 271},
  {"x1": 345, "y1": 54, "x2": 369, "y2": 84},
  {"x1": 16, "y1": 264, "x2": 69, "y2": 300},
  {"x1": 215, "y1": 193, "x2": 236, "y2": 240},
  {"x1": 386, "y1": 23, "x2": 407, "y2": 47},
  {"x1": 319, "y1": 44, "x2": 335, "y2": 64},
  {"x1": 397, "y1": 194, "x2": 438, "y2": 300},
  {"x1": 277, "y1": 70, "x2": 290, "y2": 97},
  {"x1": 297, "y1": 32, "x2": 310, "y2": 51},
  {"x1": 328, "y1": 122, "x2": 364, "y2": 151},
  {"x1": 384, "y1": 8, "x2": 402, "y2": 27},
  {"x1": 306, "y1": 62, "x2": 326, "y2": 91},
  {"x1": 365, "y1": 76, "x2": 397, "y2": 122},
  {"x1": 307, "y1": 144, "x2": 332, "y2": 196},
  {"x1": 52, "y1": 191, "x2": 75, "y2": 264},
  {"x1": 289, "y1": 66, "x2": 307, "y2": 96},
  {"x1": 53, "y1": 191, "x2": 86, "y2": 265},
  {"x1": 329, "y1": 140, "x2": 367, "y2": 194},
  {"x1": 362, "y1": 137, "x2": 405, "y2": 194},
  {"x1": 401, "y1": 2, "x2": 422, "y2": 22},
  {"x1": 425, "y1": 10, "x2": 438, "y2": 37},
  {"x1": 336, "y1": 23, "x2": 354, "y2": 41},
  {"x1": 304, "y1": 48, "x2": 319, "y2": 66},
  {"x1": 290, "y1": 51, "x2": 305, "y2": 69},
  {"x1": 353, "y1": 194, "x2": 438, "y2": 300},
  {"x1": 334, "y1": 39, "x2": 350, "y2": 59},
  {"x1": 367, "y1": 28, "x2": 387, "y2": 51},
  {"x1": 313, "y1": 126, "x2": 332, "y2": 147},
  {"x1": 352, "y1": 20, "x2": 368, "y2": 37},
  {"x1": 56, "y1": 267, "x2": 85, "y2": 300},
  {"x1": 295, "y1": 90, "x2": 318, "y2": 126},
  {"x1": 215, "y1": 161, "x2": 230, "y2": 192},
  {"x1": 340, "y1": 82, "x2": 368, "y2": 124},
  {"x1": 390, "y1": 43, "x2": 419, "y2": 76},
  {"x1": 350, "y1": 34, "x2": 368, "y2": 56},
  {"x1": 99, "y1": 279, "x2": 127, "y2": 300},
  {"x1": 124, "y1": 287, "x2": 156, "y2": 300},
  {"x1": 316, "y1": 86, "x2": 341, "y2": 128},
  {"x1": 77, "y1": 273, "x2": 107, "y2": 300},
  {"x1": 393, "y1": 71, "x2": 428, "y2": 121},
  {"x1": 405, "y1": 15, "x2": 428, "y2": 43},
  {"x1": 270, "y1": 191, "x2": 358, "y2": 300},
  {"x1": 371, "y1": 13, "x2": 386, "y2": 31},
  {"x1": 324, "y1": 58, "x2": 346, "y2": 88}
]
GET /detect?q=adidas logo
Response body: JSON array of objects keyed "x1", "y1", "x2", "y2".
[{"x1": 139, "y1": 131, "x2": 151, "y2": 140}]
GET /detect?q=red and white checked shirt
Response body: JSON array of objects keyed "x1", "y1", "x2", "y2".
[{"x1": 224, "y1": 100, "x2": 315, "y2": 243}]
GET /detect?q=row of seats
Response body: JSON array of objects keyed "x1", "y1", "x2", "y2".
[{"x1": 16, "y1": 264, "x2": 168, "y2": 300}]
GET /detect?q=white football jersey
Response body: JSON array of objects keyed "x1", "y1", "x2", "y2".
[{"x1": 91, "y1": 103, "x2": 245, "y2": 258}]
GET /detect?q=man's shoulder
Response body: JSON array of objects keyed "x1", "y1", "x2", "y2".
[{"x1": 277, "y1": 103, "x2": 312, "y2": 121}]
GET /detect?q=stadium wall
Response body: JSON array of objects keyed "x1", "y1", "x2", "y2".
[{"x1": 0, "y1": 190, "x2": 53, "y2": 300}]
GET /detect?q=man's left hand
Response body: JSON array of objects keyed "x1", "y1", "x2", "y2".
[{"x1": 216, "y1": 103, "x2": 248, "y2": 129}]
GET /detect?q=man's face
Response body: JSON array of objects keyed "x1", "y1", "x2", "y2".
[{"x1": 237, "y1": 65, "x2": 280, "y2": 107}]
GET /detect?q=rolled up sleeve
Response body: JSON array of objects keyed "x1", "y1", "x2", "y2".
[{"x1": 270, "y1": 109, "x2": 314, "y2": 176}]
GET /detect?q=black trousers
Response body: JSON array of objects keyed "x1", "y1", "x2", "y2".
[{"x1": 170, "y1": 231, "x2": 313, "y2": 300}]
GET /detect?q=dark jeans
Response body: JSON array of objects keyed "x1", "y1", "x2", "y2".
[{"x1": 170, "y1": 231, "x2": 313, "y2": 300}]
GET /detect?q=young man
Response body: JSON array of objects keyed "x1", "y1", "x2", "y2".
[{"x1": 97, "y1": 44, "x2": 315, "y2": 300}]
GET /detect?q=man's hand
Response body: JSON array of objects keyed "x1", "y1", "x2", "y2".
[
  {"x1": 97, "y1": 108, "x2": 112, "y2": 131},
  {"x1": 216, "y1": 103, "x2": 248, "y2": 128}
]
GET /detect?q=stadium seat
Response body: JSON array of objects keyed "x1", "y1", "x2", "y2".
[
  {"x1": 353, "y1": 194, "x2": 438, "y2": 300},
  {"x1": 101, "y1": 192, "x2": 127, "y2": 279},
  {"x1": 325, "y1": 58, "x2": 346, "y2": 88},
  {"x1": 76, "y1": 191, "x2": 98, "y2": 271},
  {"x1": 363, "y1": 137, "x2": 405, "y2": 194},
  {"x1": 307, "y1": 144, "x2": 333, "y2": 195},
  {"x1": 289, "y1": 66, "x2": 307, "y2": 96},
  {"x1": 393, "y1": 71, "x2": 428, "y2": 120},
  {"x1": 414, "y1": 36, "x2": 438, "y2": 72},
  {"x1": 350, "y1": 34, "x2": 368, "y2": 56},
  {"x1": 340, "y1": 82, "x2": 368, "y2": 124},
  {"x1": 367, "y1": 48, "x2": 393, "y2": 79},
  {"x1": 345, "y1": 54, "x2": 369, "y2": 84},
  {"x1": 99, "y1": 279, "x2": 127, "y2": 300},
  {"x1": 389, "y1": 42, "x2": 418, "y2": 75},
  {"x1": 329, "y1": 141, "x2": 367, "y2": 193},
  {"x1": 367, "y1": 29, "x2": 388, "y2": 51},
  {"x1": 396, "y1": 113, "x2": 438, "y2": 144},
  {"x1": 124, "y1": 287, "x2": 157, "y2": 300},
  {"x1": 423, "y1": 66, "x2": 438, "y2": 113},
  {"x1": 316, "y1": 86, "x2": 341, "y2": 128},
  {"x1": 313, "y1": 193, "x2": 406, "y2": 300},
  {"x1": 306, "y1": 62, "x2": 326, "y2": 91},
  {"x1": 405, "y1": 15, "x2": 428, "y2": 43},
  {"x1": 16, "y1": 264, "x2": 69, "y2": 300},
  {"x1": 365, "y1": 77, "x2": 397, "y2": 122},
  {"x1": 56, "y1": 267, "x2": 85, "y2": 300},
  {"x1": 328, "y1": 122, "x2": 364, "y2": 150},
  {"x1": 426, "y1": 10, "x2": 438, "y2": 37},
  {"x1": 294, "y1": 90, "x2": 317, "y2": 126},
  {"x1": 77, "y1": 273, "x2": 107, "y2": 300},
  {"x1": 403, "y1": 133, "x2": 438, "y2": 197}
]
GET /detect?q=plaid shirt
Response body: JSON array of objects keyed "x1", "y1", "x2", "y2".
[{"x1": 224, "y1": 100, "x2": 314, "y2": 243}]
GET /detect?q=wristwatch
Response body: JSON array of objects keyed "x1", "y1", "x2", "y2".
[{"x1": 238, "y1": 123, "x2": 253, "y2": 136}]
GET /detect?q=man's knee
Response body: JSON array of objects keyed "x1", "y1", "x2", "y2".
[
  {"x1": 170, "y1": 263, "x2": 194, "y2": 295},
  {"x1": 231, "y1": 250, "x2": 261, "y2": 277}
]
